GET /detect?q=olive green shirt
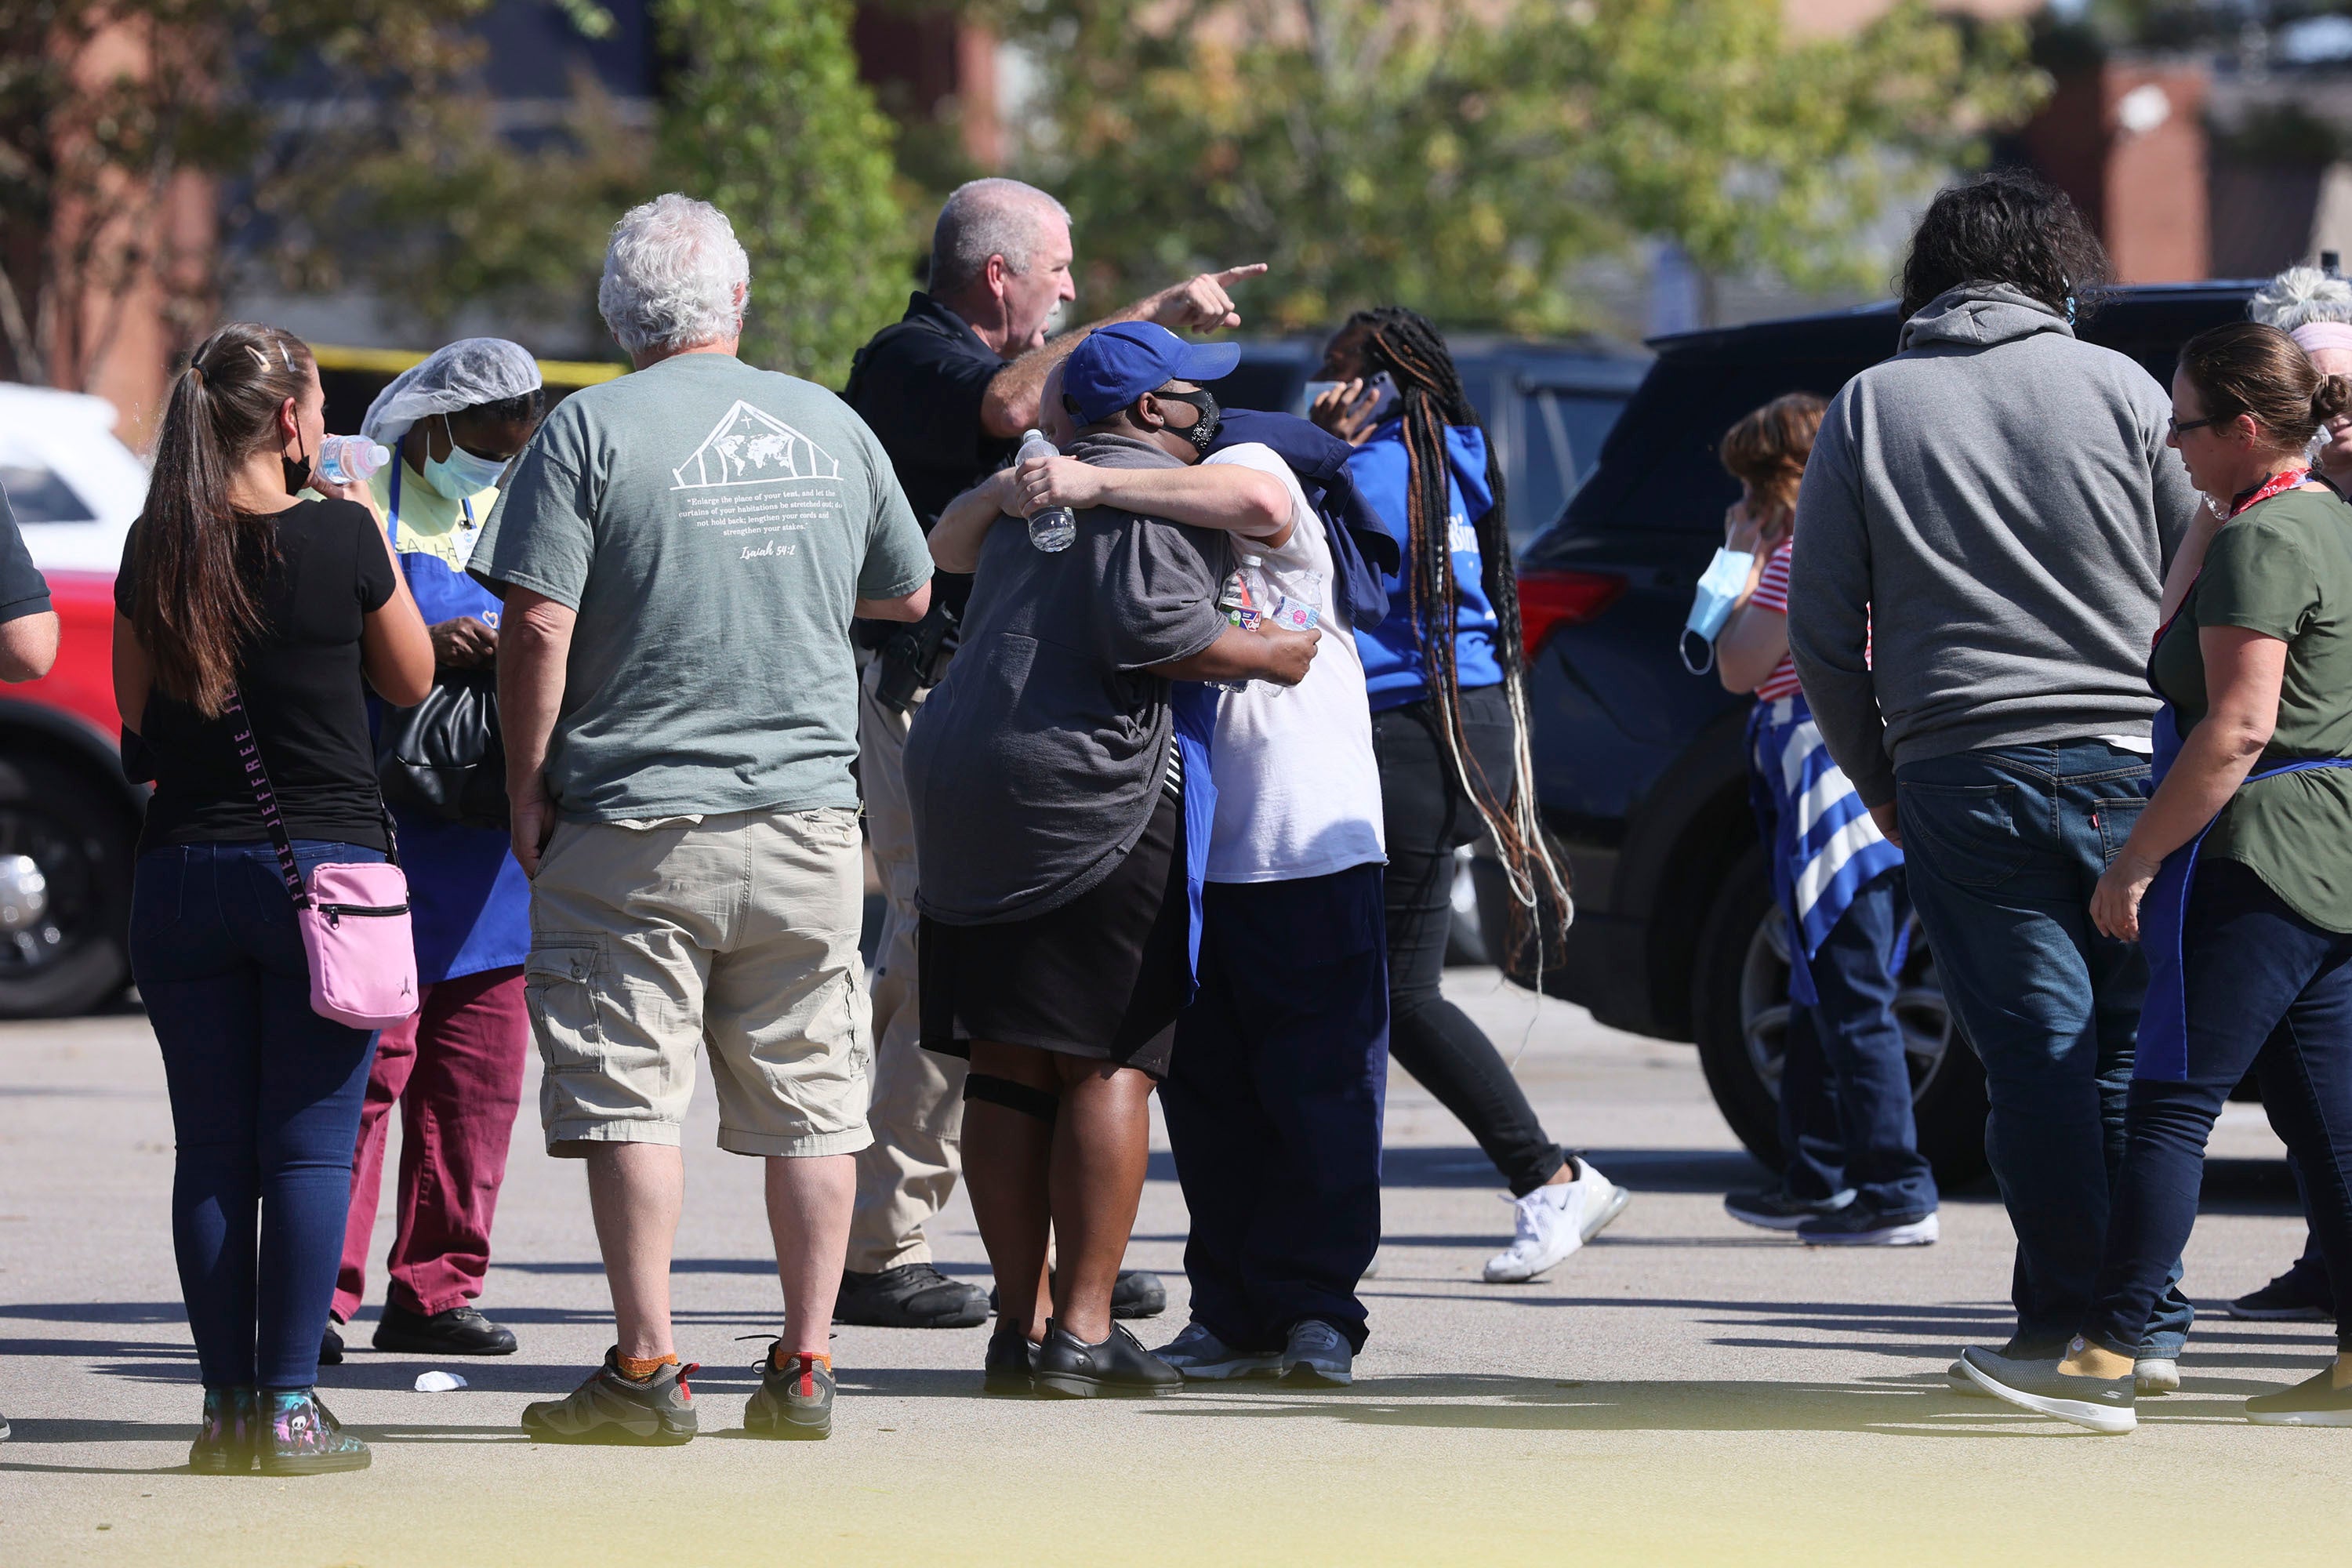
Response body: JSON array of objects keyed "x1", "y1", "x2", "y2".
[{"x1": 2152, "y1": 486, "x2": 2352, "y2": 932}]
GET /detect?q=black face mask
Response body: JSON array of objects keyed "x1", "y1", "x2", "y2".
[
  {"x1": 1155, "y1": 387, "x2": 1223, "y2": 455},
  {"x1": 281, "y1": 431, "x2": 313, "y2": 495}
]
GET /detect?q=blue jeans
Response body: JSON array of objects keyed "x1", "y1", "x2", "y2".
[
  {"x1": 132, "y1": 840, "x2": 385, "y2": 1390},
  {"x1": 1777, "y1": 868, "x2": 1938, "y2": 1217},
  {"x1": 1895, "y1": 740, "x2": 2192, "y2": 1357},
  {"x1": 2085, "y1": 861, "x2": 2352, "y2": 1354}
]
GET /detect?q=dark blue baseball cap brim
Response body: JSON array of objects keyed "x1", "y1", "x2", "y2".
[{"x1": 1064, "y1": 321, "x2": 1242, "y2": 425}]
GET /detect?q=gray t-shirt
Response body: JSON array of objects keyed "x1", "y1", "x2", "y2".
[
  {"x1": 905, "y1": 434, "x2": 1229, "y2": 924},
  {"x1": 473, "y1": 352, "x2": 931, "y2": 819}
]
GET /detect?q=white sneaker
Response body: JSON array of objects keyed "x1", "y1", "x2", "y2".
[
  {"x1": 1483, "y1": 1159, "x2": 1631, "y2": 1283},
  {"x1": 1153, "y1": 1321, "x2": 1281, "y2": 1381},
  {"x1": 2135, "y1": 1357, "x2": 2180, "y2": 1396}
]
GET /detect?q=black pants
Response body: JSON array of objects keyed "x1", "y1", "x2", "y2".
[
  {"x1": 2083, "y1": 860, "x2": 2352, "y2": 1355},
  {"x1": 1373, "y1": 688, "x2": 1565, "y2": 1196},
  {"x1": 1164, "y1": 865, "x2": 1389, "y2": 1352}
]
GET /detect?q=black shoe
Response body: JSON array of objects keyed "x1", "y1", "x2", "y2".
[
  {"x1": 257, "y1": 1389, "x2": 371, "y2": 1474},
  {"x1": 188, "y1": 1386, "x2": 256, "y2": 1474},
  {"x1": 1032, "y1": 1320, "x2": 1182, "y2": 1399},
  {"x1": 1957, "y1": 1345, "x2": 2135, "y2": 1434},
  {"x1": 1723, "y1": 1185, "x2": 1853, "y2": 1232},
  {"x1": 319, "y1": 1323, "x2": 344, "y2": 1366},
  {"x1": 2229, "y1": 1269, "x2": 2333, "y2": 1322},
  {"x1": 2246, "y1": 1367, "x2": 2352, "y2": 1425},
  {"x1": 983, "y1": 1327, "x2": 1038, "y2": 1396},
  {"x1": 371, "y1": 1302, "x2": 518, "y2": 1356},
  {"x1": 834, "y1": 1264, "x2": 990, "y2": 1329},
  {"x1": 743, "y1": 1345, "x2": 833, "y2": 1440},
  {"x1": 521, "y1": 1348, "x2": 699, "y2": 1446},
  {"x1": 989, "y1": 1269, "x2": 1169, "y2": 1320},
  {"x1": 1796, "y1": 1205, "x2": 1939, "y2": 1247}
]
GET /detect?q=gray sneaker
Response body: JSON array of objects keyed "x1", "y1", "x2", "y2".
[
  {"x1": 1280, "y1": 1320, "x2": 1354, "y2": 1388},
  {"x1": 1156, "y1": 1322, "x2": 1282, "y2": 1381},
  {"x1": 1958, "y1": 1345, "x2": 2135, "y2": 1434},
  {"x1": 521, "y1": 1348, "x2": 698, "y2": 1446},
  {"x1": 744, "y1": 1345, "x2": 833, "y2": 1440}
]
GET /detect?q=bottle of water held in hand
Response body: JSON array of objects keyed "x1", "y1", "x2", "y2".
[
  {"x1": 1209, "y1": 552, "x2": 1270, "y2": 692},
  {"x1": 317, "y1": 434, "x2": 391, "y2": 486},
  {"x1": 1018, "y1": 430, "x2": 1076, "y2": 552}
]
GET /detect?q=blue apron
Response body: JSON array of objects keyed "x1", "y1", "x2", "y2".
[
  {"x1": 1169, "y1": 681, "x2": 1219, "y2": 996},
  {"x1": 2131, "y1": 703, "x2": 2352, "y2": 1081},
  {"x1": 1746, "y1": 693, "x2": 1907, "y2": 1006},
  {"x1": 376, "y1": 463, "x2": 532, "y2": 985}
]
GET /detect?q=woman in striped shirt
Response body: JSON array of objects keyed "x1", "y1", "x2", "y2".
[{"x1": 1711, "y1": 392, "x2": 1940, "y2": 1247}]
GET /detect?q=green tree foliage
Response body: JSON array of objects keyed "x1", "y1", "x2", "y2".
[
  {"x1": 993, "y1": 0, "x2": 2047, "y2": 332},
  {"x1": 655, "y1": 0, "x2": 909, "y2": 383}
]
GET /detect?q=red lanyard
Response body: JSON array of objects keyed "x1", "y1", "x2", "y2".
[{"x1": 2152, "y1": 467, "x2": 2310, "y2": 649}]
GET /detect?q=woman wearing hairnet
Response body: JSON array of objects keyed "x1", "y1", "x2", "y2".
[{"x1": 322, "y1": 339, "x2": 545, "y2": 1363}]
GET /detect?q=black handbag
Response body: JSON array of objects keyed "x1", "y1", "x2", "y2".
[{"x1": 376, "y1": 667, "x2": 509, "y2": 829}]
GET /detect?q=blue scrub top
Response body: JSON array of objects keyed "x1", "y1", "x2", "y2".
[
  {"x1": 374, "y1": 460, "x2": 532, "y2": 985},
  {"x1": 1345, "y1": 419, "x2": 1505, "y2": 711}
]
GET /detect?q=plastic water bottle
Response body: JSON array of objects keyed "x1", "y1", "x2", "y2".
[
  {"x1": 1208, "y1": 553, "x2": 1270, "y2": 692},
  {"x1": 1018, "y1": 430, "x2": 1076, "y2": 552},
  {"x1": 318, "y1": 434, "x2": 390, "y2": 486}
]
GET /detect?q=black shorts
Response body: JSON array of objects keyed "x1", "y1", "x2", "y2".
[{"x1": 919, "y1": 783, "x2": 1189, "y2": 1078}]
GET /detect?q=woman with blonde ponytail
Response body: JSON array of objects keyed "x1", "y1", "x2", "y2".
[
  {"x1": 113, "y1": 322, "x2": 432, "y2": 1475},
  {"x1": 1310, "y1": 307, "x2": 1622, "y2": 1285}
]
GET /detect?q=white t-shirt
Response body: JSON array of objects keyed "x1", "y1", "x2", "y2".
[{"x1": 1202, "y1": 444, "x2": 1386, "y2": 884}]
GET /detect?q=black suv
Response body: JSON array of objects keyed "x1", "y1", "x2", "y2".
[{"x1": 1486, "y1": 282, "x2": 2259, "y2": 1185}]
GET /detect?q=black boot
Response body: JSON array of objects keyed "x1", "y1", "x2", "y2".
[
  {"x1": 833, "y1": 1264, "x2": 989, "y2": 1329},
  {"x1": 258, "y1": 1390, "x2": 371, "y2": 1474},
  {"x1": 372, "y1": 1302, "x2": 517, "y2": 1356},
  {"x1": 188, "y1": 1386, "x2": 257, "y2": 1475}
]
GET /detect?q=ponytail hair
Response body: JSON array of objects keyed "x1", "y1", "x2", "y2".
[
  {"x1": 137, "y1": 323, "x2": 314, "y2": 718},
  {"x1": 1344, "y1": 304, "x2": 1573, "y2": 956}
]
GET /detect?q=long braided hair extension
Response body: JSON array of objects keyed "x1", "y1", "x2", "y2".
[{"x1": 1348, "y1": 307, "x2": 1572, "y2": 950}]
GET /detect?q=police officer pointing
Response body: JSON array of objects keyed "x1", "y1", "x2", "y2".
[{"x1": 838, "y1": 176, "x2": 1265, "y2": 1329}]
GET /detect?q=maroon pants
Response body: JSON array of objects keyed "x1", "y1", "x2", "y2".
[{"x1": 334, "y1": 966, "x2": 529, "y2": 1320}]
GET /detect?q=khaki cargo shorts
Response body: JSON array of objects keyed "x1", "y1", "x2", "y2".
[{"x1": 526, "y1": 805, "x2": 874, "y2": 1159}]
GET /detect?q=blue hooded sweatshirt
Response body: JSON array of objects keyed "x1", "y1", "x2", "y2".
[{"x1": 1345, "y1": 419, "x2": 1504, "y2": 710}]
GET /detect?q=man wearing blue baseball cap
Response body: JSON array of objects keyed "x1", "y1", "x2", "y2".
[{"x1": 905, "y1": 321, "x2": 1319, "y2": 1398}]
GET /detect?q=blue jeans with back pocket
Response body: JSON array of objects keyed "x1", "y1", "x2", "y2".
[
  {"x1": 1894, "y1": 740, "x2": 2193, "y2": 1358},
  {"x1": 132, "y1": 837, "x2": 386, "y2": 1389}
]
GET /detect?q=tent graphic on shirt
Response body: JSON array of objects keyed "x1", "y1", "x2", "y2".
[{"x1": 670, "y1": 401, "x2": 844, "y2": 489}]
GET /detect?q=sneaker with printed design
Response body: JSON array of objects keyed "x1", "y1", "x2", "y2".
[
  {"x1": 521, "y1": 1348, "x2": 699, "y2": 1446},
  {"x1": 744, "y1": 1344, "x2": 834, "y2": 1440}
]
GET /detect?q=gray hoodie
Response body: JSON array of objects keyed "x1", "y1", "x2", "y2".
[{"x1": 1786, "y1": 284, "x2": 2200, "y2": 806}]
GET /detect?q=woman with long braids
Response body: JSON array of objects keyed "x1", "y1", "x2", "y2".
[
  {"x1": 1311, "y1": 307, "x2": 1624, "y2": 1283},
  {"x1": 113, "y1": 323, "x2": 433, "y2": 1472}
]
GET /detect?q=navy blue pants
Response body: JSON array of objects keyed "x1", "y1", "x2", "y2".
[
  {"x1": 1164, "y1": 865, "x2": 1388, "y2": 1353},
  {"x1": 1776, "y1": 869, "x2": 1938, "y2": 1217},
  {"x1": 2084, "y1": 860, "x2": 2352, "y2": 1355},
  {"x1": 133, "y1": 840, "x2": 384, "y2": 1391}
]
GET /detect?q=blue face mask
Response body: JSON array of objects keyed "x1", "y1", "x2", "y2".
[
  {"x1": 1679, "y1": 546, "x2": 1755, "y2": 674},
  {"x1": 422, "y1": 416, "x2": 510, "y2": 499}
]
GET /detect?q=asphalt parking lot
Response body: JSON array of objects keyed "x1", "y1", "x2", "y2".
[{"x1": 3, "y1": 969, "x2": 2347, "y2": 1567}]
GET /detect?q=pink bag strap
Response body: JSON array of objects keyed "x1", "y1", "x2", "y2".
[{"x1": 223, "y1": 686, "x2": 398, "y2": 912}]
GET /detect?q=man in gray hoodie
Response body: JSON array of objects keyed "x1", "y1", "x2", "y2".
[{"x1": 1788, "y1": 172, "x2": 2202, "y2": 1385}]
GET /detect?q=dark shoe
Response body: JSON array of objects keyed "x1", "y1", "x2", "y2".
[
  {"x1": 833, "y1": 1264, "x2": 989, "y2": 1329},
  {"x1": 1112, "y1": 1269, "x2": 1167, "y2": 1319},
  {"x1": 1724, "y1": 1185, "x2": 1853, "y2": 1232},
  {"x1": 319, "y1": 1323, "x2": 343, "y2": 1367},
  {"x1": 983, "y1": 1327, "x2": 1038, "y2": 1396},
  {"x1": 257, "y1": 1389, "x2": 371, "y2": 1473},
  {"x1": 2229, "y1": 1269, "x2": 2333, "y2": 1322},
  {"x1": 1032, "y1": 1320, "x2": 1182, "y2": 1399},
  {"x1": 521, "y1": 1348, "x2": 698, "y2": 1445},
  {"x1": 188, "y1": 1386, "x2": 257, "y2": 1474},
  {"x1": 372, "y1": 1302, "x2": 518, "y2": 1356},
  {"x1": 1279, "y1": 1320, "x2": 1354, "y2": 1388},
  {"x1": 743, "y1": 1345, "x2": 833, "y2": 1440},
  {"x1": 1796, "y1": 1206, "x2": 1938, "y2": 1247},
  {"x1": 1957, "y1": 1345, "x2": 2135, "y2": 1434},
  {"x1": 2246, "y1": 1367, "x2": 2352, "y2": 1426}
]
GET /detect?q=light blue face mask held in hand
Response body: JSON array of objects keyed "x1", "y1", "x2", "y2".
[{"x1": 1679, "y1": 547, "x2": 1754, "y2": 674}]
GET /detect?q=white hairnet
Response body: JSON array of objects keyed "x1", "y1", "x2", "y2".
[{"x1": 360, "y1": 338, "x2": 543, "y2": 446}]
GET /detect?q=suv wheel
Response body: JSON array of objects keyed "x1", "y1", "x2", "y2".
[
  {"x1": 1692, "y1": 845, "x2": 1987, "y2": 1189},
  {"x1": 0, "y1": 754, "x2": 134, "y2": 1017}
]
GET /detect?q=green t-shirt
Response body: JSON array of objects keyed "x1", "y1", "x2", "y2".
[
  {"x1": 472, "y1": 353, "x2": 931, "y2": 820},
  {"x1": 2151, "y1": 485, "x2": 2352, "y2": 931}
]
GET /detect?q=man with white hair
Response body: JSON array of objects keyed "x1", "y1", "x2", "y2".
[
  {"x1": 838, "y1": 176, "x2": 1267, "y2": 1330},
  {"x1": 474, "y1": 194, "x2": 934, "y2": 1443}
]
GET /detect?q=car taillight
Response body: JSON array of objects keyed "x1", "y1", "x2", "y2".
[{"x1": 1517, "y1": 568, "x2": 1627, "y2": 660}]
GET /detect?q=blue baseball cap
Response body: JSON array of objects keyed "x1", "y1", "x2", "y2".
[{"x1": 1062, "y1": 321, "x2": 1240, "y2": 426}]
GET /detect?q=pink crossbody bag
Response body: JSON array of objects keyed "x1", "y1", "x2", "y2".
[{"x1": 227, "y1": 689, "x2": 419, "y2": 1029}]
